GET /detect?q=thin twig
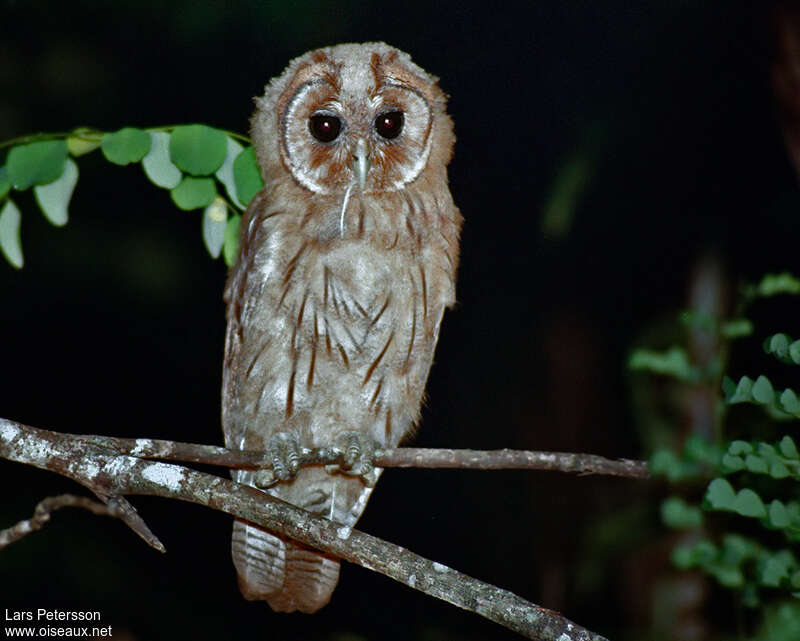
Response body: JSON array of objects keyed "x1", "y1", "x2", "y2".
[
  {"x1": 0, "y1": 127, "x2": 252, "y2": 150},
  {"x1": 0, "y1": 494, "x2": 121, "y2": 549},
  {"x1": 0, "y1": 418, "x2": 611, "y2": 641},
  {"x1": 96, "y1": 494, "x2": 165, "y2": 552}
]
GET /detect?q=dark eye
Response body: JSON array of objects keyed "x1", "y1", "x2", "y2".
[
  {"x1": 374, "y1": 111, "x2": 404, "y2": 139},
  {"x1": 309, "y1": 114, "x2": 341, "y2": 143}
]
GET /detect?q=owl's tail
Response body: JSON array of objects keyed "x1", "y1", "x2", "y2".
[
  {"x1": 232, "y1": 520, "x2": 339, "y2": 613},
  {"x1": 230, "y1": 467, "x2": 378, "y2": 613}
]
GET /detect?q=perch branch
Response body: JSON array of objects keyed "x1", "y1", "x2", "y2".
[
  {"x1": 75, "y1": 434, "x2": 649, "y2": 478},
  {"x1": 376, "y1": 447, "x2": 648, "y2": 477},
  {"x1": 0, "y1": 418, "x2": 611, "y2": 641}
]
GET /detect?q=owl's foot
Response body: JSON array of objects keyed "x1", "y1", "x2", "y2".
[
  {"x1": 325, "y1": 431, "x2": 380, "y2": 487},
  {"x1": 254, "y1": 432, "x2": 302, "y2": 488}
]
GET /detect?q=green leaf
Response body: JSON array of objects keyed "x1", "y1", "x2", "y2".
[
  {"x1": 671, "y1": 544, "x2": 694, "y2": 570},
  {"x1": 672, "y1": 539, "x2": 717, "y2": 569},
  {"x1": 649, "y1": 449, "x2": 676, "y2": 476},
  {"x1": 101, "y1": 127, "x2": 151, "y2": 165},
  {"x1": 722, "y1": 376, "x2": 800, "y2": 417},
  {"x1": 661, "y1": 496, "x2": 703, "y2": 529},
  {"x1": 6, "y1": 140, "x2": 68, "y2": 189},
  {"x1": 680, "y1": 310, "x2": 716, "y2": 331},
  {"x1": 766, "y1": 333, "x2": 791, "y2": 359},
  {"x1": 214, "y1": 137, "x2": 246, "y2": 208},
  {"x1": 761, "y1": 554, "x2": 792, "y2": 587},
  {"x1": 729, "y1": 440, "x2": 754, "y2": 455},
  {"x1": 628, "y1": 346, "x2": 699, "y2": 382},
  {"x1": 202, "y1": 197, "x2": 227, "y2": 259},
  {"x1": 33, "y1": 158, "x2": 78, "y2": 227},
  {"x1": 706, "y1": 478, "x2": 737, "y2": 510},
  {"x1": 770, "y1": 501, "x2": 791, "y2": 528},
  {"x1": 758, "y1": 442, "x2": 778, "y2": 458},
  {"x1": 0, "y1": 199, "x2": 23, "y2": 268},
  {"x1": 233, "y1": 146, "x2": 264, "y2": 207},
  {"x1": 142, "y1": 131, "x2": 182, "y2": 189},
  {"x1": 0, "y1": 166, "x2": 9, "y2": 199},
  {"x1": 722, "y1": 453, "x2": 745, "y2": 472},
  {"x1": 792, "y1": 341, "x2": 800, "y2": 365},
  {"x1": 223, "y1": 214, "x2": 241, "y2": 267},
  {"x1": 745, "y1": 454, "x2": 768, "y2": 474},
  {"x1": 67, "y1": 129, "x2": 103, "y2": 156},
  {"x1": 721, "y1": 318, "x2": 753, "y2": 339},
  {"x1": 540, "y1": 151, "x2": 593, "y2": 240},
  {"x1": 689, "y1": 540, "x2": 717, "y2": 565},
  {"x1": 684, "y1": 435, "x2": 721, "y2": 465},
  {"x1": 735, "y1": 488, "x2": 767, "y2": 518},
  {"x1": 170, "y1": 176, "x2": 217, "y2": 211},
  {"x1": 755, "y1": 273, "x2": 800, "y2": 297},
  {"x1": 726, "y1": 376, "x2": 754, "y2": 403},
  {"x1": 649, "y1": 449, "x2": 691, "y2": 481},
  {"x1": 751, "y1": 602, "x2": 800, "y2": 639},
  {"x1": 711, "y1": 564, "x2": 744, "y2": 588},
  {"x1": 771, "y1": 461, "x2": 790, "y2": 479},
  {"x1": 722, "y1": 376, "x2": 736, "y2": 399},
  {"x1": 752, "y1": 375, "x2": 776, "y2": 404},
  {"x1": 169, "y1": 124, "x2": 227, "y2": 176},
  {"x1": 780, "y1": 436, "x2": 799, "y2": 459},
  {"x1": 721, "y1": 534, "x2": 760, "y2": 565},
  {"x1": 781, "y1": 389, "x2": 800, "y2": 415}
]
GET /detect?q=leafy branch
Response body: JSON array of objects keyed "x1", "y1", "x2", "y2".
[
  {"x1": 0, "y1": 125, "x2": 263, "y2": 268},
  {"x1": 632, "y1": 271, "x2": 800, "y2": 613}
]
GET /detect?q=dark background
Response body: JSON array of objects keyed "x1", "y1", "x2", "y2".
[{"x1": 1, "y1": 1, "x2": 797, "y2": 639}]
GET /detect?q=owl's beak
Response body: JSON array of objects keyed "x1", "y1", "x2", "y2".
[{"x1": 353, "y1": 138, "x2": 370, "y2": 190}]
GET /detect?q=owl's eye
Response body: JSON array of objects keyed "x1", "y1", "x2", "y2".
[
  {"x1": 309, "y1": 114, "x2": 341, "y2": 143},
  {"x1": 374, "y1": 111, "x2": 404, "y2": 139}
]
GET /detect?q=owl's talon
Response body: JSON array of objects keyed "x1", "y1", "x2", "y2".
[
  {"x1": 265, "y1": 432, "x2": 302, "y2": 483},
  {"x1": 324, "y1": 432, "x2": 378, "y2": 485},
  {"x1": 343, "y1": 436, "x2": 362, "y2": 469},
  {"x1": 254, "y1": 469, "x2": 278, "y2": 488},
  {"x1": 360, "y1": 467, "x2": 380, "y2": 488}
]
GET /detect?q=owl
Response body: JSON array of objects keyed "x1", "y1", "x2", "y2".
[{"x1": 221, "y1": 42, "x2": 462, "y2": 613}]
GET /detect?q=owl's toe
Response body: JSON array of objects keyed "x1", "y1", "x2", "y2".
[
  {"x1": 255, "y1": 432, "x2": 302, "y2": 487},
  {"x1": 325, "y1": 431, "x2": 379, "y2": 485}
]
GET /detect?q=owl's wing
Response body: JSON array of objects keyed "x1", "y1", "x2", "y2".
[{"x1": 221, "y1": 190, "x2": 270, "y2": 451}]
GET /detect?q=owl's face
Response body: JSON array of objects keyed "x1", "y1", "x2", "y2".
[{"x1": 251, "y1": 43, "x2": 451, "y2": 196}]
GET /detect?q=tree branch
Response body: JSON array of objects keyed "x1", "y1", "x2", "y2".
[
  {"x1": 0, "y1": 494, "x2": 121, "y2": 549},
  {"x1": 74, "y1": 433, "x2": 649, "y2": 478},
  {"x1": 0, "y1": 417, "x2": 613, "y2": 641},
  {"x1": 377, "y1": 447, "x2": 648, "y2": 477}
]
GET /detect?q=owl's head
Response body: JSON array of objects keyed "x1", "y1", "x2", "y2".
[{"x1": 251, "y1": 42, "x2": 454, "y2": 195}]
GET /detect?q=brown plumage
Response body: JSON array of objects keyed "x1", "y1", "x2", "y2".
[{"x1": 221, "y1": 42, "x2": 461, "y2": 613}]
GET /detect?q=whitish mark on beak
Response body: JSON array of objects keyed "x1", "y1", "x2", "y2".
[
  {"x1": 353, "y1": 138, "x2": 370, "y2": 190},
  {"x1": 340, "y1": 138, "x2": 371, "y2": 238}
]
